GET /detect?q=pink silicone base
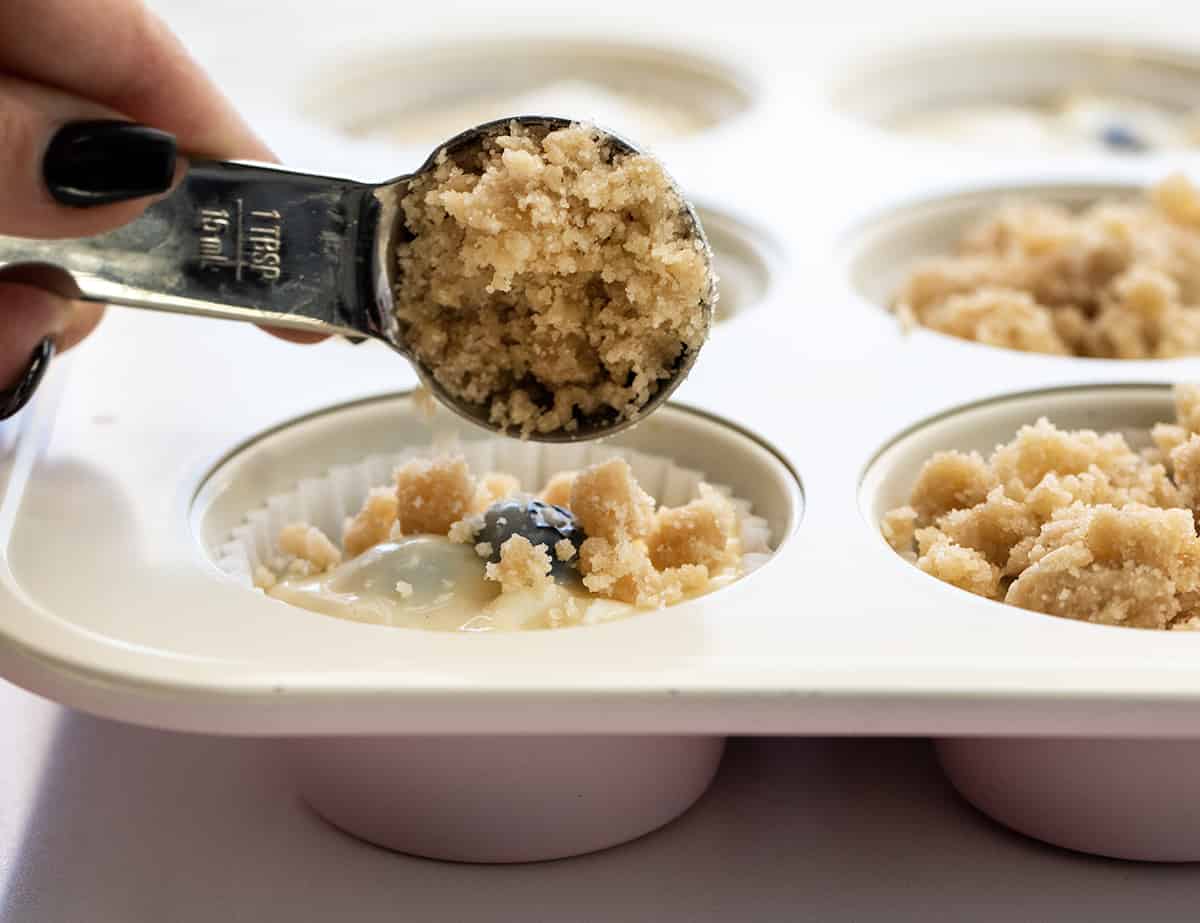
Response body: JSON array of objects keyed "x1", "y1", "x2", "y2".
[
  {"x1": 938, "y1": 737, "x2": 1200, "y2": 862},
  {"x1": 284, "y1": 734, "x2": 725, "y2": 863}
]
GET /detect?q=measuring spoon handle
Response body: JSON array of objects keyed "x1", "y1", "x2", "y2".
[{"x1": 0, "y1": 160, "x2": 381, "y2": 338}]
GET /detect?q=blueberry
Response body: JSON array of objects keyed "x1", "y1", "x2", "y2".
[
  {"x1": 477, "y1": 498, "x2": 586, "y2": 580},
  {"x1": 1100, "y1": 123, "x2": 1147, "y2": 153}
]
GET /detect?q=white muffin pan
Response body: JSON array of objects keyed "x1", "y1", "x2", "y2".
[
  {"x1": 829, "y1": 35, "x2": 1200, "y2": 157},
  {"x1": 296, "y1": 36, "x2": 757, "y2": 155},
  {"x1": 6, "y1": 28, "x2": 1200, "y2": 863},
  {"x1": 696, "y1": 204, "x2": 782, "y2": 323}
]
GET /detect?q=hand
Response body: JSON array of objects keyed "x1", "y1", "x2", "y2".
[{"x1": 0, "y1": 0, "x2": 318, "y2": 415}]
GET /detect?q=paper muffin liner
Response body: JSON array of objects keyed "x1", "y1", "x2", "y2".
[{"x1": 215, "y1": 439, "x2": 773, "y2": 588}]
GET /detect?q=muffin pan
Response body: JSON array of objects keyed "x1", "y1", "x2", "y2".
[
  {"x1": 842, "y1": 179, "x2": 1140, "y2": 318},
  {"x1": 695, "y1": 205, "x2": 781, "y2": 323},
  {"x1": 298, "y1": 37, "x2": 756, "y2": 153},
  {"x1": 6, "y1": 28, "x2": 1200, "y2": 864},
  {"x1": 831, "y1": 36, "x2": 1200, "y2": 156}
]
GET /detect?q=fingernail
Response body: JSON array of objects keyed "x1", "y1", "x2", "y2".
[
  {"x1": 44, "y1": 120, "x2": 177, "y2": 208},
  {"x1": 0, "y1": 338, "x2": 54, "y2": 420}
]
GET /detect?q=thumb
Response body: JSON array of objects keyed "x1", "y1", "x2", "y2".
[{"x1": 0, "y1": 73, "x2": 179, "y2": 240}]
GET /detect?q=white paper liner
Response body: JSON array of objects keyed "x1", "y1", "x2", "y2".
[{"x1": 215, "y1": 440, "x2": 773, "y2": 589}]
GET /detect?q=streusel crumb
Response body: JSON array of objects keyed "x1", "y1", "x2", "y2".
[
  {"x1": 647, "y1": 483, "x2": 738, "y2": 571},
  {"x1": 472, "y1": 472, "x2": 522, "y2": 514},
  {"x1": 343, "y1": 487, "x2": 400, "y2": 558},
  {"x1": 394, "y1": 455, "x2": 476, "y2": 535},
  {"x1": 394, "y1": 123, "x2": 712, "y2": 435},
  {"x1": 881, "y1": 506, "x2": 919, "y2": 554},
  {"x1": 485, "y1": 535, "x2": 554, "y2": 592},
  {"x1": 884, "y1": 384, "x2": 1200, "y2": 629},
  {"x1": 278, "y1": 523, "x2": 341, "y2": 573},
  {"x1": 578, "y1": 535, "x2": 662, "y2": 605},
  {"x1": 253, "y1": 564, "x2": 278, "y2": 590},
  {"x1": 569, "y1": 458, "x2": 656, "y2": 542},
  {"x1": 894, "y1": 176, "x2": 1200, "y2": 358},
  {"x1": 539, "y1": 470, "x2": 577, "y2": 508}
]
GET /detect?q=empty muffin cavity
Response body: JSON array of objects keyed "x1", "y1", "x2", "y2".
[
  {"x1": 194, "y1": 394, "x2": 801, "y2": 632},
  {"x1": 833, "y1": 38, "x2": 1200, "y2": 154},
  {"x1": 843, "y1": 177, "x2": 1200, "y2": 358},
  {"x1": 301, "y1": 38, "x2": 755, "y2": 150},
  {"x1": 862, "y1": 384, "x2": 1200, "y2": 631}
]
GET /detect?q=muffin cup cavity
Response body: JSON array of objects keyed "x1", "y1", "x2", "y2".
[
  {"x1": 185, "y1": 393, "x2": 801, "y2": 860},
  {"x1": 195, "y1": 392, "x2": 799, "y2": 593},
  {"x1": 938, "y1": 737, "x2": 1200, "y2": 862},
  {"x1": 286, "y1": 734, "x2": 724, "y2": 863},
  {"x1": 860, "y1": 383, "x2": 1172, "y2": 533},
  {"x1": 867, "y1": 384, "x2": 1200, "y2": 859},
  {"x1": 299, "y1": 38, "x2": 756, "y2": 151},
  {"x1": 842, "y1": 180, "x2": 1138, "y2": 326},
  {"x1": 832, "y1": 37, "x2": 1200, "y2": 153}
]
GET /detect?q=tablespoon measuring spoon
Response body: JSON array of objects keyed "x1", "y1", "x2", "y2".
[{"x1": 0, "y1": 116, "x2": 715, "y2": 441}]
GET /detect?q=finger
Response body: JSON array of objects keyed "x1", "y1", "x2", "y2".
[
  {"x1": 56, "y1": 302, "x2": 106, "y2": 353},
  {"x1": 0, "y1": 76, "x2": 181, "y2": 237},
  {"x1": 260, "y1": 327, "x2": 330, "y2": 344},
  {"x1": 0, "y1": 0, "x2": 272, "y2": 162},
  {"x1": 0, "y1": 283, "x2": 70, "y2": 389}
]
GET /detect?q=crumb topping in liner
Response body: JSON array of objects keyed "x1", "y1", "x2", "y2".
[
  {"x1": 262, "y1": 453, "x2": 745, "y2": 617},
  {"x1": 894, "y1": 175, "x2": 1200, "y2": 358},
  {"x1": 883, "y1": 384, "x2": 1200, "y2": 630},
  {"x1": 394, "y1": 123, "x2": 712, "y2": 435},
  {"x1": 393, "y1": 455, "x2": 476, "y2": 535},
  {"x1": 486, "y1": 535, "x2": 555, "y2": 593},
  {"x1": 276, "y1": 523, "x2": 341, "y2": 577}
]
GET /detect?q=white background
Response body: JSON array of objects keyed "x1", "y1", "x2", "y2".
[{"x1": 6, "y1": 0, "x2": 1200, "y2": 918}]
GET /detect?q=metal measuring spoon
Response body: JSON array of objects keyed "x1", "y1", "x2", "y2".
[{"x1": 0, "y1": 116, "x2": 715, "y2": 441}]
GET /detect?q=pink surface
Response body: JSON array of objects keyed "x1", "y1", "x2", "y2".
[{"x1": 6, "y1": 679, "x2": 1200, "y2": 920}]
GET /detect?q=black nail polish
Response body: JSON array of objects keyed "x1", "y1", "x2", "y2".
[
  {"x1": 0, "y1": 337, "x2": 54, "y2": 420},
  {"x1": 44, "y1": 120, "x2": 177, "y2": 208}
]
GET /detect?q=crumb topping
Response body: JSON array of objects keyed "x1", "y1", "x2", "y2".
[
  {"x1": 264, "y1": 453, "x2": 749, "y2": 626},
  {"x1": 894, "y1": 175, "x2": 1200, "y2": 358},
  {"x1": 539, "y1": 470, "x2": 578, "y2": 508},
  {"x1": 485, "y1": 535, "x2": 554, "y2": 592},
  {"x1": 884, "y1": 384, "x2": 1200, "y2": 630},
  {"x1": 647, "y1": 483, "x2": 739, "y2": 571},
  {"x1": 393, "y1": 455, "x2": 476, "y2": 535},
  {"x1": 472, "y1": 472, "x2": 522, "y2": 513},
  {"x1": 277, "y1": 523, "x2": 341, "y2": 575},
  {"x1": 394, "y1": 123, "x2": 712, "y2": 435},
  {"x1": 343, "y1": 487, "x2": 400, "y2": 558},
  {"x1": 569, "y1": 458, "x2": 656, "y2": 542}
]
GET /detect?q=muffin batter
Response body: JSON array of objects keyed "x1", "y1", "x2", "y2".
[
  {"x1": 394, "y1": 122, "x2": 713, "y2": 436},
  {"x1": 883, "y1": 384, "x2": 1200, "y2": 630},
  {"x1": 258, "y1": 454, "x2": 748, "y2": 631},
  {"x1": 894, "y1": 175, "x2": 1200, "y2": 358}
]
